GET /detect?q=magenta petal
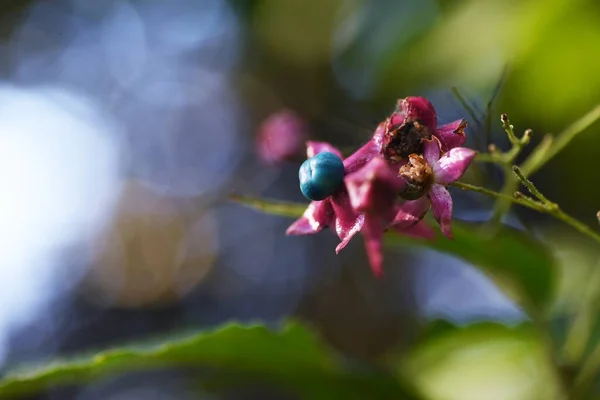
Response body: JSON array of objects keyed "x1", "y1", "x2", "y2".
[
  {"x1": 423, "y1": 137, "x2": 441, "y2": 167},
  {"x1": 330, "y1": 189, "x2": 364, "y2": 253},
  {"x1": 433, "y1": 147, "x2": 477, "y2": 185},
  {"x1": 389, "y1": 112, "x2": 404, "y2": 127},
  {"x1": 371, "y1": 121, "x2": 386, "y2": 151},
  {"x1": 430, "y1": 184, "x2": 453, "y2": 239},
  {"x1": 362, "y1": 216, "x2": 384, "y2": 278},
  {"x1": 398, "y1": 220, "x2": 435, "y2": 240},
  {"x1": 342, "y1": 139, "x2": 379, "y2": 174},
  {"x1": 286, "y1": 200, "x2": 333, "y2": 235},
  {"x1": 392, "y1": 197, "x2": 431, "y2": 229},
  {"x1": 435, "y1": 119, "x2": 467, "y2": 151},
  {"x1": 345, "y1": 157, "x2": 405, "y2": 217},
  {"x1": 306, "y1": 141, "x2": 343, "y2": 159},
  {"x1": 399, "y1": 97, "x2": 438, "y2": 130}
]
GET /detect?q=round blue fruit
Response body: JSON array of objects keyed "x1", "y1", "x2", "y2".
[{"x1": 299, "y1": 152, "x2": 345, "y2": 201}]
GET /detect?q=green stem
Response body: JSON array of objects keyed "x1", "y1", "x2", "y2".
[
  {"x1": 228, "y1": 194, "x2": 306, "y2": 218},
  {"x1": 488, "y1": 114, "x2": 531, "y2": 226},
  {"x1": 451, "y1": 87, "x2": 483, "y2": 151},
  {"x1": 451, "y1": 182, "x2": 600, "y2": 245},
  {"x1": 550, "y1": 209, "x2": 600, "y2": 245},
  {"x1": 501, "y1": 113, "x2": 520, "y2": 145},
  {"x1": 489, "y1": 167, "x2": 518, "y2": 225},
  {"x1": 525, "y1": 105, "x2": 600, "y2": 175},
  {"x1": 512, "y1": 166, "x2": 554, "y2": 205},
  {"x1": 451, "y1": 181, "x2": 546, "y2": 212},
  {"x1": 521, "y1": 133, "x2": 554, "y2": 174},
  {"x1": 451, "y1": 87, "x2": 482, "y2": 126},
  {"x1": 474, "y1": 153, "x2": 496, "y2": 164}
]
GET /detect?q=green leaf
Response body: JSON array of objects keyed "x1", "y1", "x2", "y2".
[
  {"x1": 0, "y1": 321, "x2": 418, "y2": 400},
  {"x1": 231, "y1": 195, "x2": 556, "y2": 316},
  {"x1": 398, "y1": 321, "x2": 560, "y2": 400},
  {"x1": 386, "y1": 221, "x2": 556, "y2": 317}
]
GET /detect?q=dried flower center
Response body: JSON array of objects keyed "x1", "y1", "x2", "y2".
[
  {"x1": 398, "y1": 154, "x2": 433, "y2": 200},
  {"x1": 383, "y1": 119, "x2": 433, "y2": 162}
]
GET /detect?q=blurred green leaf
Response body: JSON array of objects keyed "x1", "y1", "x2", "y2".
[
  {"x1": 0, "y1": 321, "x2": 418, "y2": 400},
  {"x1": 385, "y1": 221, "x2": 556, "y2": 317},
  {"x1": 399, "y1": 321, "x2": 560, "y2": 400},
  {"x1": 232, "y1": 195, "x2": 557, "y2": 316}
]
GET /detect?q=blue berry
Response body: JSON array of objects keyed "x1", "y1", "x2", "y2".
[{"x1": 299, "y1": 152, "x2": 345, "y2": 201}]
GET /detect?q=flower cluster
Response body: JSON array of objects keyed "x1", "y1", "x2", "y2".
[{"x1": 287, "y1": 97, "x2": 476, "y2": 277}]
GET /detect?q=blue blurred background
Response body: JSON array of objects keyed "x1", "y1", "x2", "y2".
[{"x1": 0, "y1": 0, "x2": 598, "y2": 398}]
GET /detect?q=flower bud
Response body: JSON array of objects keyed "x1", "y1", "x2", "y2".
[{"x1": 256, "y1": 110, "x2": 308, "y2": 165}]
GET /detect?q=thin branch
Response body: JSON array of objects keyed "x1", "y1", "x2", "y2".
[
  {"x1": 550, "y1": 209, "x2": 600, "y2": 245},
  {"x1": 483, "y1": 66, "x2": 508, "y2": 146},
  {"x1": 521, "y1": 134, "x2": 553, "y2": 174},
  {"x1": 525, "y1": 104, "x2": 600, "y2": 175},
  {"x1": 451, "y1": 87, "x2": 482, "y2": 127},
  {"x1": 512, "y1": 166, "x2": 554, "y2": 206},
  {"x1": 451, "y1": 181, "x2": 547, "y2": 212},
  {"x1": 452, "y1": 181, "x2": 600, "y2": 245},
  {"x1": 501, "y1": 113, "x2": 520, "y2": 145},
  {"x1": 489, "y1": 114, "x2": 536, "y2": 226},
  {"x1": 473, "y1": 153, "x2": 497, "y2": 163}
]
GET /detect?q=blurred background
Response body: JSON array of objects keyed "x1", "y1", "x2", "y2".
[{"x1": 0, "y1": 0, "x2": 598, "y2": 399}]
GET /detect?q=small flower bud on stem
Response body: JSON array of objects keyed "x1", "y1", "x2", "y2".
[
  {"x1": 521, "y1": 129, "x2": 532, "y2": 145},
  {"x1": 501, "y1": 113, "x2": 519, "y2": 145}
]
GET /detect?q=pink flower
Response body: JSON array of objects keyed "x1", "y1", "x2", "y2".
[
  {"x1": 287, "y1": 123, "x2": 431, "y2": 277},
  {"x1": 286, "y1": 97, "x2": 474, "y2": 277},
  {"x1": 383, "y1": 97, "x2": 468, "y2": 160},
  {"x1": 397, "y1": 137, "x2": 476, "y2": 238},
  {"x1": 344, "y1": 156, "x2": 435, "y2": 276},
  {"x1": 256, "y1": 110, "x2": 308, "y2": 165}
]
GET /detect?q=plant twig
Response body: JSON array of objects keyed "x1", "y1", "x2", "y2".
[
  {"x1": 451, "y1": 87, "x2": 483, "y2": 152},
  {"x1": 451, "y1": 87, "x2": 482, "y2": 127},
  {"x1": 501, "y1": 113, "x2": 520, "y2": 145},
  {"x1": 521, "y1": 133, "x2": 553, "y2": 174},
  {"x1": 488, "y1": 113, "x2": 530, "y2": 226},
  {"x1": 525, "y1": 104, "x2": 600, "y2": 175},
  {"x1": 452, "y1": 181, "x2": 600, "y2": 245},
  {"x1": 484, "y1": 66, "x2": 509, "y2": 146},
  {"x1": 485, "y1": 107, "x2": 600, "y2": 230},
  {"x1": 549, "y1": 210, "x2": 600, "y2": 245},
  {"x1": 451, "y1": 181, "x2": 547, "y2": 212},
  {"x1": 512, "y1": 166, "x2": 554, "y2": 206},
  {"x1": 473, "y1": 153, "x2": 497, "y2": 163}
]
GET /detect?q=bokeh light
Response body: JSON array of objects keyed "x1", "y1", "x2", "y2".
[{"x1": 0, "y1": 85, "x2": 121, "y2": 365}]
